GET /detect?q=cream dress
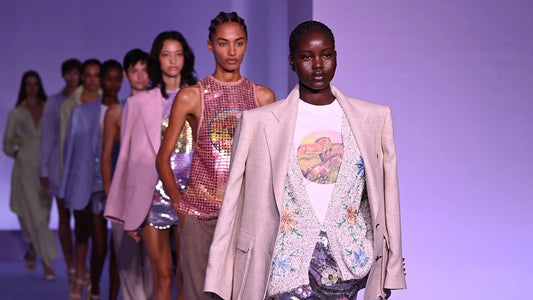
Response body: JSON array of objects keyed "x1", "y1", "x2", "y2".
[{"x1": 3, "y1": 101, "x2": 58, "y2": 266}]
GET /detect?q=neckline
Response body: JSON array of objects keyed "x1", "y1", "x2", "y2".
[{"x1": 208, "y1": 74, "x2": 244, "y2": 86}]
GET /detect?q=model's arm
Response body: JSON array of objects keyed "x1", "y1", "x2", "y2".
[
  {"x1": 2, "y1": 110, "x2": 18, "y2": 158},
  {"x1": 156, "y1": 86, "x2": 201, "y2": 219},
  {"x1": 101, "y1": 103, "x2": 121, "y2": 196},
  {"x1": 381, "y1": 106, "x2": 407, "y2": 290},
  {"x1": 256, "y1": 84, "x2": 276, "y2": 107}
]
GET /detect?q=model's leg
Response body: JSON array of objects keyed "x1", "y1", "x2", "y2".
[
  {"x1": 112, "y1": 222, "x2": 151, "y2": 300},
  {"x1": 89, "y1": 212, "x2": 108, "y2": 297},
  {"x1": 56, "y1": 198, "x2": 75, "y2": 276},
  {"x1": 180, "y1": 217, "x2": 217, "y2": 300},
  {"x1": 108, "y1": 233, "x2": 120, "y2": 300},
  {"x1": 71, "y1": 209, "x2": 91, "y2": 297},
  {"x1": 171, "y1": 226, "x2": 185, "y2": 300},
  {"x1": 142, "y1": 225, "x2": 173, "y2": 300}
]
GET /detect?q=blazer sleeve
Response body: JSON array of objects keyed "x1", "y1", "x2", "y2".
[
  {"x1": 58, "y1": 107, "x2": 78, "y2": 199},
  {"x1": 104, "y1": 96, "x2": 134, "y2": 224},
  {"x1": 382, "y1": 106, "x2": 407, "y2": 290},
  {"x1": 204, "y1": 112, "x2": 252, "y2": 299}
]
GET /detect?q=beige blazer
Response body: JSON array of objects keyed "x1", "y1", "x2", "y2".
[
  {"x1": 104, "y1": 88, "x2": 162, "y2": 231},
  {"x1": 204, "y1": 84, "x2": 406, "y2": 300}
]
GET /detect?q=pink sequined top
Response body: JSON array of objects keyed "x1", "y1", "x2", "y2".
[{"x1": 180, "y1": 75, "x2": 258, "y2": 219}]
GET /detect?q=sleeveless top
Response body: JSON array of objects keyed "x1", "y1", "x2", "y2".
[
  {"x1": 148, "y1": 90, "x2": 194, "y2": 229},
  {"x1": 180, "y1": 75, "x2": 258, "y2": 219}
]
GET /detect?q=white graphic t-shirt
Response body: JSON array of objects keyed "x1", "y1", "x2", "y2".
[{"x1": 293, "y1": 99, "x2": 344, "y2": 223}]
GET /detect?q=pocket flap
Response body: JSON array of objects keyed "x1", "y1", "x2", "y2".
[{"x1": 236, "y1": 230, "x2": 254, "y2": 252}]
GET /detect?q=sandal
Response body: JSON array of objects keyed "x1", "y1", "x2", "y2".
[
  {"x1": 69, "y1": 278, "x2": 84, "y2": 299},
  {"x1": 68, "y1": 267, "x2": 76, "y2": 286},
  {"x1": 24, "y1": 249, "x2": 36, "y2": 271}
]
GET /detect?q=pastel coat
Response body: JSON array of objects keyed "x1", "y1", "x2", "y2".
[
  {"x1": 204, "y1": 85, "x2": 407, "y2": 299},
  {"x1": 104, "y1": 88, "x2": 162, "y2": 231},
  {"x1": 59, "y1": 97, "x2": 103, "y2": 210}
]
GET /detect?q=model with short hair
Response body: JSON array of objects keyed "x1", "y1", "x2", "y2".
[{"x1": 204, "y1": 21, "x2": 407, "y2": 299}]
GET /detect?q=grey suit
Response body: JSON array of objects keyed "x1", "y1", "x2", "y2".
[{"x1": 204, "y1": 84, "x2": 406, "y2": 299}]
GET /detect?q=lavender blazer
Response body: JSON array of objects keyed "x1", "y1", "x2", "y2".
[
  {"x1": 204, "y1": 84, "x2": 407, "y2": 299},
  {"x1": 104, "y1": 88, "x2": 162, "y2": 231}
]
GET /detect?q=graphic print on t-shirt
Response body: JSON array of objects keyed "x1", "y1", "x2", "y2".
[
  {"x1": 297, "y1": 130, "x2": 344, "y2": 184},
  {"x1": 208, "y1": 108, "x2": 242, "y2": 155}
]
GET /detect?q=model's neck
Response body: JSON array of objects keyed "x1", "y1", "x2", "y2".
[
  {"x1": 62, "y1": 85, "x2": 78, "y2": 98},
  {"x1": 299, "y1": 86, "x2": 335, "y2": 106},
  {"x1": 212, "y1": 69, "x2": 241, "y2": 83},
  {"x1": 25, "y1": 96, "x2": 40, "y2": 106},
  {"x1": 102, "y1": 95, "x2": 119, "y2": 106},
  {"x1": 81, "y1": 88, "x2": 99, "y2": 104},
  {"x1": 163, "y1": 74, "x2": 181, "y2": 91}
]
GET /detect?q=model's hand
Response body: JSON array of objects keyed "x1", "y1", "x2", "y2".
[
  {"x1": 127, "y1": 230, "x2": 141, "y2": 242},
  {"x1": 39, "y1": 177, "x2": 50, "y2": 188},
  {"x1": 178, "y1": 211, "x2": 186, "y2": 228}
]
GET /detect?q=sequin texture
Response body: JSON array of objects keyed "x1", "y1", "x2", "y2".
[
  {"x1": 148, "y1": 90, "x2": 193, "y2": 229},
  {"x1": 180, "y1": 76, "x2": 258, "y2": 219}
]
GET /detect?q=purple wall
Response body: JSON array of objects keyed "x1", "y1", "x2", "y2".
[{"x1": 314, "y1": 0, "x2": 533, "y2": 298}]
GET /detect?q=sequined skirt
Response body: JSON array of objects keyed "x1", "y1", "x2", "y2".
[
  {"x1": 271, "y1": 231, "x2": 367, "y2": 300},
  {"x1": 147, "y1": 151, "x2": 193, "y2": 229}
]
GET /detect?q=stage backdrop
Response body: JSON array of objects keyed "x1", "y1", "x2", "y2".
[{"x1": 313, "y1": 0, "x2": 533, "y2": 299}]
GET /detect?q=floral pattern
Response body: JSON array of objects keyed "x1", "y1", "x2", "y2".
[
  {"x1": 350, "y1": 247, "x2": 369, "y2": 269},
  {"x1": 268, "y1": 116, "x2": 373, "y2": 298},
  {"x1": 345, "y1": 203, "x2": 358, "y2": 225},
  {"x1": 320, "y1": 267, "x2": 339, "y2": 286},
  {"x1": 272, "y1": 252, "x2": 293, "y2": 277},
  {"x1": 281, "y1": 208, "x2": 298, "y2": 234},
  {"x1": 295, "y1": 285, "x2": 312, "y2": 298}
]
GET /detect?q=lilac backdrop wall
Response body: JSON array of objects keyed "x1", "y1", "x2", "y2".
[{"x1": 313, "y1": 0, "x2": 533, "y2": 299}]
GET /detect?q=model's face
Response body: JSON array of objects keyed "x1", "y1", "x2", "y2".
[
  {"x1": 82, "y1": 64, "x2": 101, "y2": 92},
  {"x1": 24, "y1": 76, "x2": 40, "y2": 98},
  {"x1": 208, "y1": 22, "x2": 247, "y2": 72},
  {"x1": 125, "y1": 61, "x2": 149, "y2": 92},
  {"x1": 62, "y1": 68, "x2": 80, "y2": 88},
  {"x1": 101, "y1": 68, "x2": 123, "y2": 98},
  {"x1": 290, "y1": 29, "x2": 337, "y2": 93},
  {"x1": 159, "y1": 39, "x2": 184, "y2": 80}
]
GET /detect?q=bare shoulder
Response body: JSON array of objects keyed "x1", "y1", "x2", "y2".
[
  {"x1": 173, "y1": 84, "x2": 202, "y2": 115},
  {"x1": 177, "y1": 84, "x2": 201, "y2": 102},
  {"x1": 255, "y1": 84, "x2": 276, "y2": 107},
  {"x1": 105, "y1": 103, "x2": 121, "y2": 120}
]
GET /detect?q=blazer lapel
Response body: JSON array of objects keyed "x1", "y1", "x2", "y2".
[
  {"x1": 141, "y1": 88, "x2": 162, "y2": 153},
  {"x1": 265, "y1": 86, "x2": 300, "y2": 215},
  {"x1": 332, "y1": 84, "x2": 378, "y2": 221}
]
